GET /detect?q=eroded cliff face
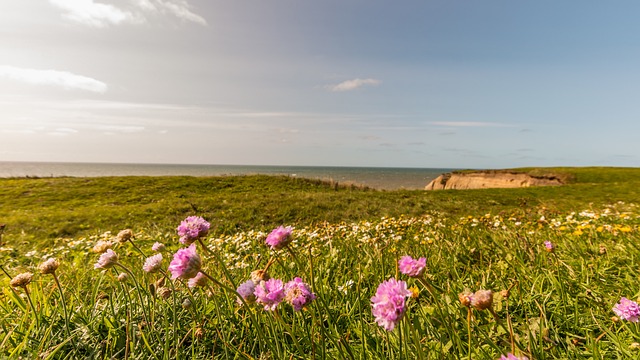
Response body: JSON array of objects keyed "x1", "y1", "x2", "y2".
[{"x1": 425, "y1": 171, "x2": 563, "y2": 190}]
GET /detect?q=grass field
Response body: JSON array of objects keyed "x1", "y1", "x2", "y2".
[{"x1": 1, "y1": 167, "x2": 640, "y2": 359}]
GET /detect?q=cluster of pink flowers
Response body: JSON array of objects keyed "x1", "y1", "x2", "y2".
[
  {"x1": 371, "y1": 278, "x2": 412, "y2": 331},
  {"x1": 251, "y1": 277, "x2": 316, "y2": 311},
  {"x1": 177, "y1": 216, "x2": 210, "y2": 245},
  {"x1": 265, "y1": 226, "x2": 293, "y2": 250},
  {"x1": 168, "y1": 244, "x2": 202, "y2": 280},
  {"x1": 613, "y1": 297, "x2": 640, "y2": 322},
  {"x1": 143, "y1": 253, "x2": 163, "y2": 273},
  {"x1": 398, "y1": 255, "x2": 426, "y2": 278}
]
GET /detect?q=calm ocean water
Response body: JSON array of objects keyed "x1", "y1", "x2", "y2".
[{"x1": 0, "y1": 161, "x2": 454, "y2": 190}]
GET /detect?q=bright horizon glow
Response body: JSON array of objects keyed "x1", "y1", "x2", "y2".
[{"x1": 1, "y1": 1, "x2": 639, "y2": 169}]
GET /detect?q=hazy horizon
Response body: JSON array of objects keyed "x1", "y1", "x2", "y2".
[{"x1": 2, "y1": 1, "x2": 639, "y2": 169}]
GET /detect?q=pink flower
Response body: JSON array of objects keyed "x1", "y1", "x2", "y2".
[
  {"x1": 188, "y1": 272, "x2": 208, "y2": 288},
  {"x1": 265, "y1": 226, "x2": 293, "y2": 250},
  {"x1": 236, "y1": 280, "x2": 257, "y2": 304},
  {"x1": 284, "y1": 277, "x2": 316, "y2": 311},
  {"x1": 254, "y1": 278, "x2": 285, "y2": 310},
  {"x1": 152, "y1": 242, "x2": 165, "y2": 252},
  {"x1": 371, "y1": 278, "x2": 412, "y2": 331},
  {"x1": 94, "y1": 249, "x2": 118, "y2": 269},
  {"x1": 143, "y1": 253, "x2": 163, "y2": 273},
  {"x1": 543, "y1": 241, "x2": 554, "y2": 252},
  {"x1": 168, "y1": 244, "x2": 201, "y2": 280},
  {"x1": 177, "y1": 216, "x2": 210, "y2": 245},
  {"x1": 613, "y1": 297, "x2": 640, "y2": 322},
  {"x1": 398, "y1": 256, "x2": 426, "y2": 278}
]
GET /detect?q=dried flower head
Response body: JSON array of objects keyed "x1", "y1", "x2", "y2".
[
  {"x1": 255, "y1": 278, "x2": 285, "y2": 311},
  {"x1": 38, "y1": 258, "x2": 59, "y2": 275},
  {"x1": 613, "y1": 297, "x2": 640, "y2": 322},
  {"x1": 599, "y1": 244, "x2": 607, "y2": 255},
  {"x1": 10, "y1": 272, "x2": 33, "y2": 288},
  {"x1": 398, "y1": 255, "x2": 427, "y2": 278},
  {"x1": 182, "y1": 298, "x2": 192, "y2": 309},
  {"x1": 194, "y1": 327, "x2": 205, "y2": 340},
  {"x1": 177, "y1": 216, "x2": 210, "y2": 245},
  {"x1": 117, "y1": 273, "x2": 128, "y2": 282},
  {"x1": 168, "y1": 244, "x2": 201, "y2": 280},
  {"x1": 250, "y1": 269, "x2": 270, "y2": 283},
  {"x1": 116, "y1": 229, "x2": 134, "y2": 243},
  {"x1": 459, "y1": 290, "x2": 473, "y2": 307},
  {"x1": 265, "y1": 226, "x2": 293, "y2": 250},
  {"x1": 94, "y1": 249, "x2": 118, "y2": 269},
  {"x1": 143, "y1": 253, "x2": 163, "y2": 273},
  {"x1": 284, "y1": 277, "x2": 316, "y2": 311},
  {"x1": 471, "y1": 289, "x2": 493, "y2": 311},
  {"x1": 92, "y1": 240, "x2": 112, "y2": 253},
  {"x1": 157, "y1": 287, "x2": 172, "y2": 300}
]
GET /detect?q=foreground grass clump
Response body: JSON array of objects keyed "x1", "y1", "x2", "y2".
[{"x1": 1, "y1": 201, "x2": 639, "y2": 358}]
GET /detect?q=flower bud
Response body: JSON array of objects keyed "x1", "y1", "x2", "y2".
[
  {"x1": 471, "y1": 289, "x2": 493, "y2": 311},
  {"x1": 39, "y1": 258, "x2": 59, "y2": 275},
  {"x1": 10, "y1": 272, "x2": 33, "y2": 288}
]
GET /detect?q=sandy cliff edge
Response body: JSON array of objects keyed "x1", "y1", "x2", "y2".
[{"x1": 425, "y1": 170, "x2": 564, "y2": 190}]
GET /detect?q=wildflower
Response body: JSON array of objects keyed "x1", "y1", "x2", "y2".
[
  {"x1": 177, "y1": 216, "x2": 210, "y2": 245},
  {"x1": 152, "y1": 242, "x2": 165, "y2": 252},
  {"x1": 254, "y1": 278, "x2": 285, "y2": 311},
  {"x1": 168, "y1": 244, "x2": 201, "y2": 280},
  {"x1": 398, "y1": 255, "x2": 426, "y2": 277},
  {"x1": 94, "y1": 249, "x2": 118, "y2": 269},
  {"x1": 92, "y1": 240, "x2": 112, "y2": 253},
  {"x1": 284, "y1": 277, "x2": 316, "y2": 311},
  {"x1": 10, "y1": 272, "x2": 33, "y2": 288},
  {"x1": 187, "y1": 272, "x2": 208, "y2": 289},
  {"x1": 613, "y1": 297, "x2": 640, "y2": 322},
  {"x1": 543, "y1": 241, "x2": 554, "y2": 252},
  {"x1": 499, "y1": 353, "x2": 528, "y2": 360},
  {"x1": 182, "y1": 298, "x2": 192, "y2": 309},
  {"x1": 471, "y1": 289, "x2": 493, "y2": 311},
  {"x1": 116, "y1": 229, "x2": 134, "y2": 243},
  {"x1": 38, "y1": 258, "x2": 59, "y2": 275},
  {"x1": 143, "y1": 253, "x2": 163, "y2": 273},
  {"x1": 236, "y1": 279, "x2": 257, "y2": 304},
  {"x1": 409, "y1": 286, "x2": 420, "y2": 299},
  {"x1": 117, "y1": 273, "x2": 128, "y2": 282},
  {"x1": 371, "y1": 278, "x2": 412, "y2": 331},
  {"x1": 265, "y1": 226, "x2": 293, "y2": 250}
]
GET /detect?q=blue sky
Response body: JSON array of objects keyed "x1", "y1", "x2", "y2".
[{"x1": 1, "y1": 1, "x2": 639, "y2": 168}]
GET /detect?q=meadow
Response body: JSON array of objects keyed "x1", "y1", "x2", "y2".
[{"x1": 1, "y1": 167, "x2": 640, "y2": 359}]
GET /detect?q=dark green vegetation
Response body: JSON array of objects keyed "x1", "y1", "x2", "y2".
[{"x1": 1, "y1": 167, "x2": 639, "y2": 250}]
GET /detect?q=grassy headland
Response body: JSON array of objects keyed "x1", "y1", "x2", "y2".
[{"x1": 1, "y1": 167, "x2": 640, "y2": 359}]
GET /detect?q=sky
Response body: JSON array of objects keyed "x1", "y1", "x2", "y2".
[{"x1": 1, "y1": 1, "x2": 640, "y2": 169}]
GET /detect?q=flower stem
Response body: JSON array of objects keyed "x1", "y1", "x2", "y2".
[
  {"x1": 23, "y1": 286, "x2": 39, "y2": 327},
  {"x1": 53, "y1": 272, "x2": 72, "y2": 339}
]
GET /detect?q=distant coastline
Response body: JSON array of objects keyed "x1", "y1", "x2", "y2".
[{"x1": 0, "y1": 161, "x2": 456, "y2": 190}]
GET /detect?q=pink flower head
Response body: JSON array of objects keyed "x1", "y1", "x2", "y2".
[
  {"x1": 152, "y1": 242, "x2": 165, "y2": 252},
  {"x1": 168, "y1": 244, "x2": 201, "y2": 280},
  {"x1": 236, "y1": 280, "x2": 257, "y2": 304},
  {"x1": 371, "y1": 278, "x2": 412, "y2": 331},
  {"x1": 543, "y1": 241, "x2": 554, "y2": 252},
  {"x1": 499, "y1": 353, "x2": 528, "y2": 360},
  {"x1": 284, "y1": 277, "x2": 316, "y2": 311},
  {"x1": 143, "y1": 253, "x2": 163, "y2": 273},
  {"x1": 613, "y1": 297, "x2": 640, "y2": 322},
  {"x1": 177, "y1": 216, "x2": 210, "y2": 245},
  {"x1": 265, "y1": 226, "x2": 293, "y2": 250},
  {"x1": 398, "y1": 256, "x2": 427, "y2": 278},
  {"x1": 94, "y1": 249, "x2": 118, "y2": 269},
  {"x1": 188, "y1": 272, "x2": 208, "y2": 288},
  {"x1": 254, "y1": 278, "x2": 285, "y2": 310}
]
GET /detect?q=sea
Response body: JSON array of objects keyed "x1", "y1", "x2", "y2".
[{"x1": 0, "y1": 161, "x2": 455, "y2": 190}]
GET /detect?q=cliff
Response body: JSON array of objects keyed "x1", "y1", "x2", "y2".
[{"x1": 425, "y1": 171, "x2": 564, "y2": 190}]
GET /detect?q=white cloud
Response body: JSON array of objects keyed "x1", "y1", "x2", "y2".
[
  {"x1": 48, "y1": 0, "x2": 136, "y2": 27},
  {"x1": 0, "y1": 65, "x2": 108, "y2": 93},
  {"x1": 327, "y1": 78, "x2": 381, "y2": 92},
  {"x1": 143, "y1": 0, "x2": 207, "y2": 26},
  {"x1": 429, "y1": 121, "x2": 509, "y2": 127}
]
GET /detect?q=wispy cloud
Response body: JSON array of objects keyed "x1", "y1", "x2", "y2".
[
  {"x1": 327, "y1": 78, "x2": 381, "y2": 92},
  {"x1": 48, "y1": 0, "x2": 207, "y2": 27},
  {"x1": 429, "y1": 121, "x2": 509, "y2": 127},
  {"x1": 48, "y1": 0, "x2": 136, "y2": 27},
  {"x1": 0, "y1": 65, "x2": 108, "y2": 93}
]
